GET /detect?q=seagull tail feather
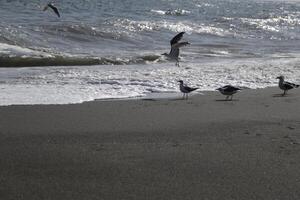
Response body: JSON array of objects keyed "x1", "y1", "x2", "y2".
[{"x1": 190, "y1": 88, "x2": 198, "y2": 92}]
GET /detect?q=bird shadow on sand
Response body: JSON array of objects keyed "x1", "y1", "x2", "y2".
[
  {"x1": 142, "y1": 98, "x2": 185, "y2": 101},
  {"x1": 215, "y1": 99, "x2": 239, "y2": 102},
  {"x1": 171, "y1": 98, "x2": 191, "y2": 101},
  {"x1": 142, "y1": 99, "x2": 157, "y2": 101},
  {"x1": 272, "y1": 94, "x2": 288, "y2": 98}
]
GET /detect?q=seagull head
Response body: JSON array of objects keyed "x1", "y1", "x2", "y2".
[
  {"x1": 216, "y1": 87, "x2": 223, "y2": 92},
  {"x1": 178, "y1": 80, "x2": 184, "y2": 84},
  {"x1": 276, "y1": 76, "x2": 284, "y2": 80}
]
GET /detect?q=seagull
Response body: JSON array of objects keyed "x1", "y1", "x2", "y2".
[
  {"x1": 162, "y1": 32, "x2": 190, "y2": 67},
  {"x1": 216, "y1": 85, "x2": 241, "y2": 100},
  {"x1": 178, "y1": 80, "x2": 198, "y2": 100},
  {"x1": 276, "y1": 76, "x2": 299, "y2": 96},
  {"x1": 43, "y1": 2, "x2": 60, "y2": 18}
]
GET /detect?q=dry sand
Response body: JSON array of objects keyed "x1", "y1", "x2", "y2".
[{"x1": 0, "y1": 87, "x2": 300, "y2": 200}]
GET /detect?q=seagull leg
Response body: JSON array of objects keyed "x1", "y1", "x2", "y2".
[
  {"x1": 226, "y1": 95, "x2": 229, "y2": 100},
  {"x1": 231, "y1": 95, "x2": 233, "y2": 101},
  {"x1": 283, "y1": 90, "x2": 286, "y2": 96}
]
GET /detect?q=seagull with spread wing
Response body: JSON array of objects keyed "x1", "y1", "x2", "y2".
[
  {"x1": 43, "y1": 2, "x2": 60, "y2": 18},
  {"x1": 162, "y1": 32, "x2": 190, "y2": 67}
]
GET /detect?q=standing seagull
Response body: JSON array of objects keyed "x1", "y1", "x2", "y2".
[
  {"x1": 43, "y1": 2, "x2": 60, "y2": 18},
  {"x1": 276, "y1": 76, "x2": 299, "y2": 96},
  {"x1": 162, "y1": 32, "x2": 190, "y2": 67},
  {"x1": 216, "y1": 85, "x2": 241, "y2": 101},
  {"x1": 178, "y1": 80, "x2": 198, "y2": 100}
]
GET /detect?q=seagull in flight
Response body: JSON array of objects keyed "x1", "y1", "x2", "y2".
[
  {"x1": 216, "y1": 85, "x2": 241, "y2": 100},
  {"x1": 276, "y1": 76, "x2": 299, "y2": 96},
  {"x1": 43, "y1": 2, "x2": 60, "y2": 18},
  {"x1": 162, "y1": 32, "x2": 190, "y2": 67},
  {"x1": 178, "y1": 80, "x2": 198, "y2": 100}
]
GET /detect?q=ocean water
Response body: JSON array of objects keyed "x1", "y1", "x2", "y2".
[{"x1": 0, "y1": 0, "x2": 300, "y2": 105}]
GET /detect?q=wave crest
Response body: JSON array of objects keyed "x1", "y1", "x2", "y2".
[
  {"x1": 151, "y1": 9, "x2": 191, "y2": 16},
  {"x1": 0, "y1": 54, "x2": 161, "y2": 67}
]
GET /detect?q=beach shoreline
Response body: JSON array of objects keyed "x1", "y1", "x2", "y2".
[{"x1": 0, "y1": 87, "x2": 300, "y2": 200}]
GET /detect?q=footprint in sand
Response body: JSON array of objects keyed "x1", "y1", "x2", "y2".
[
  {"x1": 286, "y1": 126, "x2": 295, "y2": 130},
  {"x1": 243, "y1": 130, "x2": 250, "y2": 135}
]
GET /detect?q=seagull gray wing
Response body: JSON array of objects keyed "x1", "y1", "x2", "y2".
[
  {"x1": 220, "y1": 85, "x2": 230, "y2": 90},
  {"x1": 169, "y1": 42, "x2": 189, "y2": 59},
  {"x1": 284, "y1": 81, "x2": 299, "y2": 89},
  {"x1": 282, "y1": 81, "x2": 299, "y2": 90},
  {"x1": 169, "y1": 47, "x2": 180, "y2": 59},
  {"x1": 184, "y1": 86, "x2": 198, "y2": 92},
  {"x1": 170, "y1": 32, "x2": 185, "y2": 46},
  {"x1": 172, "y1": 41, "x2": 190, "y2": 49},
  {"x1": 48, "y1": 3, "x2": 60, "y2": 17},
  {"x1": 283, "y1": 82, "x2": 294, "y2": 90},
  {"x1": 223, "y1": 85, "x2": 240, "y2": 92}
]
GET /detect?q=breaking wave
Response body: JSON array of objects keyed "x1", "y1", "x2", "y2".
[
  {"x1": 0, "y1": 55, "x2": 161, "y2": 67},
  {"x1": 151, "y1": 9, "x2": 191, "y2": 16}
]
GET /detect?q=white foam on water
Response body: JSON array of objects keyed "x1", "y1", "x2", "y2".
[
  {"x1": 0, "y1": 43, "x2": 53, "y2": 57},
  {"x1": 0, "y1": 55, "x2": 300, "y2": 106},
  {"x1": 150, "y1": 9, "x2": 191, "y2": 16}
]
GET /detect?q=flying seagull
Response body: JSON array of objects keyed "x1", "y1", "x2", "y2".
[
  {"x1": 162, "y1": 32, "x2": 190, "y2": 67},
  {"x1": 178, "y1": 80, "x2": 198, "y2": 100},
  {"x1": 43, "y1": 2, "x2": 60, "y2": 18},
  {"x1": 276, "y1": 76, "x2": 299, "y2": 96},
  {"x1": 216, "y1": 85, "x2": 241, "y2": 100}
]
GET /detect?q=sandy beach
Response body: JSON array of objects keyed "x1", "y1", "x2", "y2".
[{"x1": 0, "y1": 87, "x2": 300, "y2": 200}]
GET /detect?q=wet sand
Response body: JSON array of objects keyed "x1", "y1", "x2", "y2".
[{"x1": 0, "y1": 87, "x2": 300, "y2": 200}]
